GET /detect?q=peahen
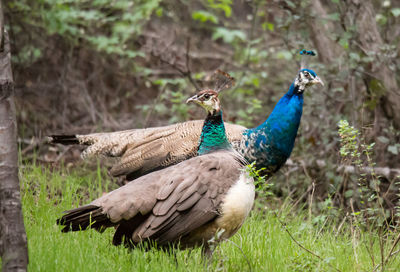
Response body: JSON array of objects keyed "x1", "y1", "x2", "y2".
[
  {"x1": 57, "y1": 89, "x2": 255, "y2": 254},
  {"x1": 50, "y1": 68, "x2": 323, "y2": 179}
]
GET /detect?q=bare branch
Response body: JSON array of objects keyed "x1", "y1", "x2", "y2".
[
  {"x1": 273, "y1": 211, "x2": 342, "y2": 272},
  {"x1": 285, "y1": 159, "x2": 400, "y2": 180}
]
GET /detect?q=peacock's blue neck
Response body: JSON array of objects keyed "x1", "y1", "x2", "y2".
[
  {"x1": 198, "y1": 110, "x2": 231, "y2": 155},
  {"x1": 241, "y1": 82, "x2": 303, "y2": 175},
  {"x1": 257, "y1": 82, "x2": 303, "y2": 154}
]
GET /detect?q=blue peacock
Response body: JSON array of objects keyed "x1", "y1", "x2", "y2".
[
  {"x1": 49, "y1": 55, "x2": 323, "y2": 179},
  {"x1": 239, "y1": 68, "x2": 323, "y2": 176}
]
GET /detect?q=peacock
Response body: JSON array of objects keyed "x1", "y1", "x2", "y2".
[
  {"x1": 57, "y1": 89, "x2": 255, "y2": 255},
  {"x1": 50, "y1": 67, "x2": 323, "y2": 179}
]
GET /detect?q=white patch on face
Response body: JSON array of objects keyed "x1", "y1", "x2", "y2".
[
  {"x1": 294, "y1": 72, "x2": 312, "y2": 91},
  {"x1": 200, "y1": 97, "x2": 220, "y2": 113}
]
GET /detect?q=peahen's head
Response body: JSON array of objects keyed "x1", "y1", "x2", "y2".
[
  {"x1": 187, "y1": 89, "x2": 230, "y2": 155},
  {"x1": 186, "y1": 90, "x2": 220, "y2": 115},
  {"x1": 294, "y1": 68, "x2": 324, "y2": 93}
]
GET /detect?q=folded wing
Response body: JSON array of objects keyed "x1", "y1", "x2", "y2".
[{"x1": 57, "y1": 151, "x2": 244, "y2": 247}]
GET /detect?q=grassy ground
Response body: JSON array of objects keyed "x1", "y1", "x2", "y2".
[{"x1": 5, "y1": 163, "x2": 399, "y2": 271}]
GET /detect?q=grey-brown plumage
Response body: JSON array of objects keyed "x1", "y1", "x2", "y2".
[
  {"x1": 57, "y1": 150, "x2": 254, "y2": 249},
  {"x1": 49, "y1": 121, "x2": 245, "y2": 180}
]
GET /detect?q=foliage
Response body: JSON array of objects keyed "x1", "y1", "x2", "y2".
[
  {"x1": 245, "y1": 161, "x2": 273, "y2": 199},
  {"x1": 8, "y1": 0, "x2": 161, "y2": 61},
  {"x1": 338, "y1": 119, "x2": 400, "y2": 271}
]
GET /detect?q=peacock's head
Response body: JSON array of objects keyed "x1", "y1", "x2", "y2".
[
  {"x1": 294, "y1": 68, "x2": 324, "y2": 93},
  {"x1": 186, "y1": 89, "x2": 220, "y2": 114}
]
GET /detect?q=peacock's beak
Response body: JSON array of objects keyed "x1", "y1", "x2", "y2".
[
  {"x1": 313, "y1": 76, "x2": 324, "y2": 86},
  {"x1": 186, "y1": 94, "x2": 198, "y2": 104}
]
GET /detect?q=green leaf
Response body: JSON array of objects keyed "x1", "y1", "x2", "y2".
[
  {"x1": 388, "y1": 145, "x2": 398, "y2": 155},
  {"x1": 375, "y1": 14, "x2": 387, "y2": 25},
  {"x1": 344, "y1": 190, "x2": 353, "y2": 198},
  {"x1": 284, "y1": 0, "x2": 296, "y2": 9},
  {"x1": 207, "y1": 0, "x2": 232, "y2": 17},
  {"x1": 327, "y1": 13, "x2": 340, "y2": 21},
  {"x1": 155, "y1": 7, "x2": 163, "y2": 17},
  {"x1": 276, "y1": 50, "x2": 292, "y2": 60},
  {"x1": 349, "y1": 52, "x2": 360, "y2": 62},
  {"x1": 377, "y1": 136, "x2": 389, "y2": 144},
  {"x1": 262, "y1": 22, "x2": 274, "y2": 32},
  {"x1": 219, "y1": 4, "x2": 232, "y2": 17},
  {"x1": 391, "y1": 8, "x2": 400, "y2": 17},
  {"x1": 212, "y1": 27, "x2": 246, "y2": 43},
  {"x1": 252, "y1": 77, "x2": 260, "y2": 88},
  {"x1": 192, "y1": 10, "x2": 218, "y2": 23}
]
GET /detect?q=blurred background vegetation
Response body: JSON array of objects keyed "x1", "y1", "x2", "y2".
[{"x1": 4, "y1": 0, "x2": 400, "y2": 219}]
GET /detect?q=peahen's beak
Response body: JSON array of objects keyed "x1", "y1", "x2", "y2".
[
  {"x1": 313, "y1": 76, "x2": 324, "y2": 86},
  {"x1": 186, "y1": 94, "x2": 198, "y2": 104}
]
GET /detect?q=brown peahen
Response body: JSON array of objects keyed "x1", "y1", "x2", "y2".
[{"x1": 57, "y1": 89, "x2": 255, "y2": 254}]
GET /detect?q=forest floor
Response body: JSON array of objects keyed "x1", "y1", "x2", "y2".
[{"x1": 10, "y1": 163, "x2": 400, "y2": 271}]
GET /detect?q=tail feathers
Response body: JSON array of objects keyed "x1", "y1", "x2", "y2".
[
  {"x1": 112, "y1": 213, "x2": 149, "y2": 246},
  {"x1": 57, "y1": 205, "x2": 114, "y2": 233},
  {"x1": 48, "y1": 135, "x2": 80, "y2": 145}
]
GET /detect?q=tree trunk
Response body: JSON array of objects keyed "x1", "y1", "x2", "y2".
[
  {"x1": 345, "y1": 0, "x2": 400, "y2": 129},
  {"x1": 0, "y1": 1, "x2": 29, "y2": 271},
  {"x1": 308, "y1": 0, "x2": 342, "y2": 64}
]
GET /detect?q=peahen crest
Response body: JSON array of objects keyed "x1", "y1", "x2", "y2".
[{"x1": 207, "y1": 69, "x2": 235, "y2": 93}]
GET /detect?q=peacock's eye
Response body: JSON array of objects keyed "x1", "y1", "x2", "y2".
[{"x1": 304, "y1": 71, "x2": 310, "y2": 77}]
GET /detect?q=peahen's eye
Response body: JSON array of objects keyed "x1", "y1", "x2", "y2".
[{"x1": 203, "y1": 94, "x2": 211, "y2": 99}]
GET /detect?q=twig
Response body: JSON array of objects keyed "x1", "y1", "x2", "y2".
[
  {"x1": 224, "y1": 238, "x2": 252, "y2": 272},
  {"x1": 273, "y1": 211, "x2": 342, "y2": 272},
  {"x1": 146, "y1": 36, "x2": 200, "y2": 91},
  {"x1": 285, "y1": 159, "x2": 400, "y2": 179},
  {"x1": 373, "y1": 248, "x2": 400, "y2": 271},
  {"x1": 19, "y1": 137, "x2": 47, "y2": 155},
  {"x1": 349, "y1": 199, "x2": 360, "y2": 266},
  {"x1": 372, "y1": 231, "x2": 400, "y2": 272},
  {"x1": 39, "y1": 146, "x2": 73, "y2": 163},
  {"x1": 308, "y1": 181, "x2": 315, "y2": 223},
  {"x1": 184, "y1": 37, "x2": 200, "y2": 91},
  {"x1": 378, "y1": 228, "x2": 385, "y2": 272},
  {"x1": 289, "y1": 183, "x2": 313, "y2": 212},
  {"x1": 335, "y1": 212, "x2": 348, "y2": 236},
  {"x1": 144, "y1": 85, "x2": 167, "y2": 126}
]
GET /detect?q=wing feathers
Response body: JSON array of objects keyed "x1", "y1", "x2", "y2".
[
  {"x1": 58, "y1": 151, "x2": 246, "y2": 248},
  {"x1": 176, "y1": 192, "x2": 202, "y2": 211}
]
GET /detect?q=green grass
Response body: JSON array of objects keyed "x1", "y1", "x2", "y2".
[{"x1": 4, "y1": 164, "x2": 399, "y2": 271}]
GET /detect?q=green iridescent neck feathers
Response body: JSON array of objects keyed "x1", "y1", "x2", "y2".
[{"x1": 186, "y1": 90, "x2": 231, "y2": 155}]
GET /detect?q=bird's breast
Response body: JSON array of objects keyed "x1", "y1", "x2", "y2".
[{"x1": 215, "y1": 172, "x2": 255, "y2": 238}]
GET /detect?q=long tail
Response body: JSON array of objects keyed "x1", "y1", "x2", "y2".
[
  {"x1": 56, "y1": 205, "x2": 113, "y2": 232},
  {"x1": 48, "y1": 135, "x2": 80, "y2": 145}
]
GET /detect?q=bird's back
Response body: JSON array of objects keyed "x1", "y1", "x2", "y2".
[{"x1": 57, "y1": 120, "x2": 245, "y2": 179}]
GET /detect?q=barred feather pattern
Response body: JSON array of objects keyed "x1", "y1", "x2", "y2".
[{"x1": 54, "y1": 121, "x2": 245, "y2": 179}]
